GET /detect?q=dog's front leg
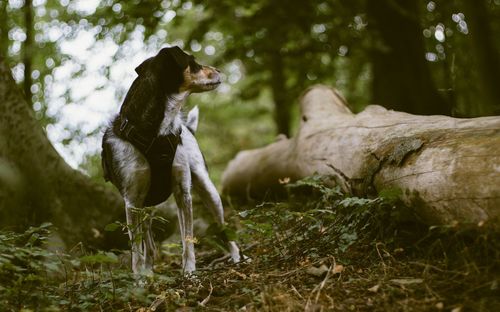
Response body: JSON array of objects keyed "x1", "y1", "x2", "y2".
[
  {"x1": 172, "y1": 157, "x2": 196, "y2": 274},
  {"x1": 124, "y1": 200, "x2": 145, "y2": 274},
  {"x1": 122, "y1": 167, "x2": 151, "y2": 274}
]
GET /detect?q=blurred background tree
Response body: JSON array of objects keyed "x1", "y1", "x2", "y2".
[
  {"x1": 0, "y1": 0, "x2": 499, "y2": 244},
  {"x1": 3, "y1": 0, "x2": 498, "y2": 137}
]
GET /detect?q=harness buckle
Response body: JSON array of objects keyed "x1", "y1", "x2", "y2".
[{"x1": 119, "y1": 117, "x2": 128, "y2": 132}]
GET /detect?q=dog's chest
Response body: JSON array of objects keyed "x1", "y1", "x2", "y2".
[{"x1": 158, "y1": 92, "x2": 187, "y2": 136}]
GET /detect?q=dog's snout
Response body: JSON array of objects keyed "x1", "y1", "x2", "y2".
[
  {"x1": 190, "y1": 65, "x2": 222, "y2": 92},
  {"x1": 207, "y1": 67, "x2": 221, "y2": 82},
  {"x1": 209, "y1": 68, "x2": 220, "y2": 79}
]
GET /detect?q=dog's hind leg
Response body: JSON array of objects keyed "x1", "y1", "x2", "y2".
[
  {"x1": 143, "y1": 217, "x2": 156, "y2": 270},
  {"x1": 192, "y1": 167, "x2": 241, "y2": 264},
  {"x1": 172, "y1": 154, "x2": 196, "y2": 274},
  {"x1": 124, "y1": 200, "x2": 143, "y2": 273}
]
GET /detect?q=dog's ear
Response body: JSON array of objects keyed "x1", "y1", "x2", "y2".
[
  {"x1": 135, "y1": 57, "x2": 154, "y2": 76},
  {"x1": 186, "y1": 105, "x2": 199, "y2": 134},
  {"x1": 157, "y1": 46, "x2": 190, "y2": 71}
]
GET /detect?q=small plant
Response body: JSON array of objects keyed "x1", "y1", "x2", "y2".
[
  {"x1": 1, "y1": 177, "x2": 498, "y2": 311},
  {"x1": 0, "y1": 223, "x2": 63, "y2": 310}
]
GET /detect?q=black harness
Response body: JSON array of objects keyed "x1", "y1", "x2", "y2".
[{"x1": 115, "y1": 115, "x2": 182, "y2": 206}]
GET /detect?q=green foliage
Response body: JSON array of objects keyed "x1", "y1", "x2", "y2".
[
  {"x1": 0, "y1": 0, "x2": 86, "y2": 123},
  {"x1": 1, "y1": 178, "x2": 499, "y2": 310},
  {"x1": 0, "y1": 223, "x2": 63, "y2": 309},
  {"x1": 0, "y1": 223, "x2": 171, "y2": 311},
  {"x1": 237, "y1": 176, "x2": 409, "y2": 267},
  {"x1": 185, "y1": 92, "x2": 276, "y2": 184},
  {"x1": 79, "y1": 252, "x2": 118, "y2": 265},
  {"x1": 202, "y1": 222, "x2": 238, "y2": 252}
]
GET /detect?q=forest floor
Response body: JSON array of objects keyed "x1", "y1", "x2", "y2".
[{"x1": 1, "y1": 178, "x2": 499, "y2": 311}]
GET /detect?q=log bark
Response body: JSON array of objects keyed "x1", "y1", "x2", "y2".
[
  {"x1": 222, "y1": 85, "x2": 500, "y2": 227},
  {"x1": 0, "y1": 55, "x2": 126, "y2": 249}
]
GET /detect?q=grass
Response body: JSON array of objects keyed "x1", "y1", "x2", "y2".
[{"x1": 1, "y1": 177, "x2": 499, "y2": 311}]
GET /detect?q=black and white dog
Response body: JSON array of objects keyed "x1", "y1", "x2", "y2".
[{"x1": 101, "y1": 46, "x2": 241, "y2": 274}]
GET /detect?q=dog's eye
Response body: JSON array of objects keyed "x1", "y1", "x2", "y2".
[{"x1": 189, "y1": 58, "x2": 202, "y2": 73}]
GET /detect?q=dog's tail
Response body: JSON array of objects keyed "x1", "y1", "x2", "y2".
[{"x1": 186, "y1": 106, "x2": 199, "y2": 134}]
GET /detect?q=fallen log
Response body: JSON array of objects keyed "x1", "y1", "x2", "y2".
[{"x1": 222, "y1": 85, "x2": 500, "y2": 227}]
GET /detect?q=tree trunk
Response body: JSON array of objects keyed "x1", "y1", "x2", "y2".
[
  {"x1": 22, "y1": 0, "x2": 33, "y2": 108},
  {"x1": 367, "y1": 0, "x2": 451, "y2": 115},
  {"x1": 270, "y1": 52, "x2": 291, "y2": 137},
  {"x1": 222, "y1": 85, "x2": 500, "y2": 227},
  {"x1": 0, "y1": 1, "x2": 8, "y2": 59},
  {"x1": 461, "y1": 0, "x2": 500, "y2": 115},
  {"x1": 0, "y1": 56, "x2": 126, "y2": 249}
]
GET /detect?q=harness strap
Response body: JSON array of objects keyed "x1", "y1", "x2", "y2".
[{"x1": 116, "y1": 115, "x2": 182, "y2": 156}]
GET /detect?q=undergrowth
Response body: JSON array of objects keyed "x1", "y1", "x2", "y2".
[{"x1": 1, "y1": 177, "x2": 499, "y2": 311}]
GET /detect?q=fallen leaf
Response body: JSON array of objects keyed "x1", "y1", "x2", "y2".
[
  {"x1": 279, "y1": 177, "x2": 291, "y2": 184},
  {"x1": 367, "y1": 284, "x2": 380, "y2": 293},
  {"x1": 230, "y1": 268, "x2": 247, "y2": 279},
  {"x1": 91, "y1": 228, "x2": 101, "y2": 238},
  {"x1": 249, "y1": 273, "x2": 260, "y2": 279},
  {"x1": 332, "y1": 264, "x2": 344, "y2": 274},
  {"x1": 451, "y1": 307, "x2": 462, "y2": 312},
  {"x1": 306, "y1": 264, "x2": 329, "y2": 277},
  {"x1": 435, "y1": 302, "x2": 444, "y2": 310}
]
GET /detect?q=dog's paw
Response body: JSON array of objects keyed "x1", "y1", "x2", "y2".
[
  {"x1": 240, "y1": 254, "x2": 252, "y2": 263},
  {"x1": 228, "y1": 241, "x2": 240, "y2": 261},
  {"x1": 183, "y1": 270, "x2": 200, "y2": 283},
  {"x1": 232, "y1": 253, "x2": 251, "y2": 264}
]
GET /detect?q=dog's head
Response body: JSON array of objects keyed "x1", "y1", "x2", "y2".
[{"x1": 135, "y1": 46, "x2": 221, "y2": 94}]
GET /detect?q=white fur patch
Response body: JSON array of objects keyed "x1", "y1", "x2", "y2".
[
  {"x1": 159, "y1": 92, "x2": 188, "y2": 136},
  {"x1": 106, "y1": 131, "x2": 150, "y2": 204},
  {"x1": 186, "y1": 106, "x2": 199, "y2": 133}
]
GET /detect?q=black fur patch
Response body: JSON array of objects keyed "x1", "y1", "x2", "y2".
[{"x1": 102, "y1": 46, "x2": 203, "y2": 206}]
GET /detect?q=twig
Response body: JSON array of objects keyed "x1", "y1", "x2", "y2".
[
  {"x1": 149, "y1": 292, "x2": 167, "y2": 311},
  {"x1": 208, "y1": 254, "x2": 231, "y2": 267},
  {"x1": 408, "y1": 261, "x2": 467, "y2": 275},
  {"x1": 314, "y1": 258, "x2": 335, "y2": 304},
  {"x1": 326, "y1": 163, "x2": 352, "y2": 194},
  {"x1": 267, "y1": 267, "x2": 302, "y2": 278},
  {"x1": 267, "y1": 258, "x2": 325, "y2": 278},
  {"x1": 107, "y1": 264, "x2": 116, "y2": 302},
  {"x1": 305, "y1": 257, "x2": 336, "y2": 310},
  {"x1": 375, "y1": 242, "x2": 387, "y2": 276},
  {"x1": 198, "y1": 282, "x2": 214, "y2": 307},
  {"x1": 291, "y1": 284, "x2": 304, "y2": 299}
]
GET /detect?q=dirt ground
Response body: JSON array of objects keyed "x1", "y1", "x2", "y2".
[{"x1": 1, "y1": 184, "x2": 499, "y2": 311}]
